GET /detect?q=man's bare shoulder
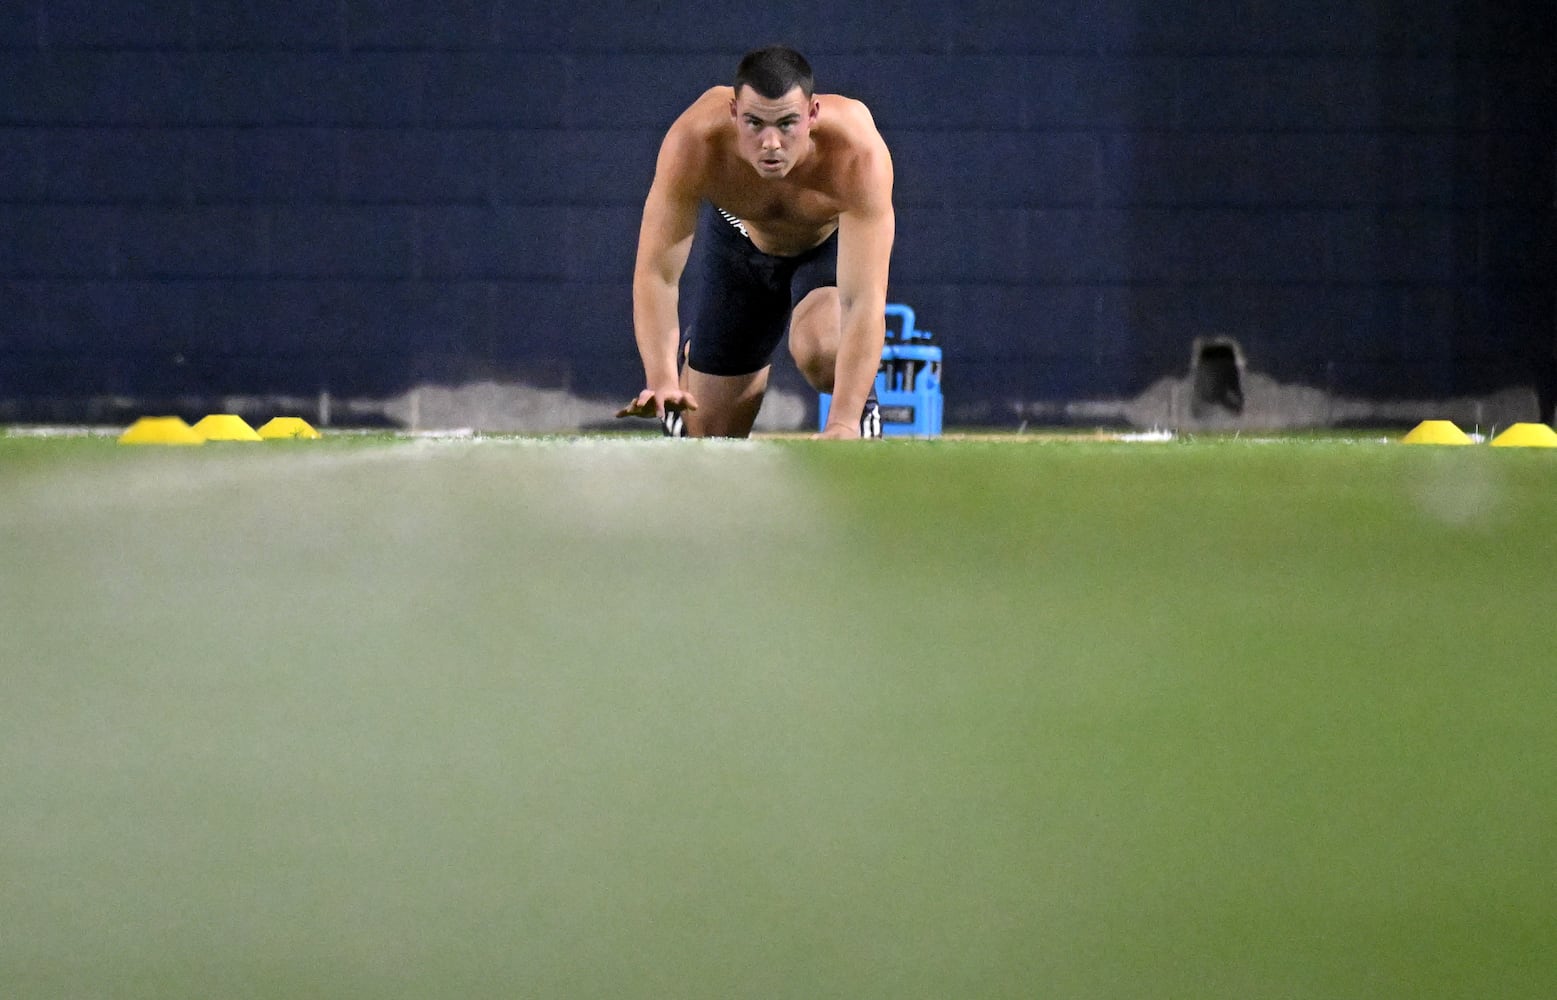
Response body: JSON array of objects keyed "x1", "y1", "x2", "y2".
[
  {"x1": 657, "y1": 89, "x2": 734, "y2": 165},
  {"x1": 667, "y1": 87, "x2": 736, "y2": 141},
  {"x1": 816, "y1": 95, "x2": 892, "y2": 204},
  {"x1": 818, "y1": 94, "x2": 885, "y2": 141},
  {"x1": 652, "y1": 88, "x2": 734, "y2": 193}
]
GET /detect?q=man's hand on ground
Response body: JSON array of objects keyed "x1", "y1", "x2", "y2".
[
  {"x1": 616, "y1": 388, "x2": 700, "y2": 420},
  {"x1": 812, "y1": 421, "x2": 862, "y2": 440}
]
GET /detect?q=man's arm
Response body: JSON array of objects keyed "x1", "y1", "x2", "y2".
[
  {"x1": 619, "y1": 124, "x2": 702, "y2": 419},
  {"x1": 822, "y1": 141, "x2": 895, "y2": 438}
]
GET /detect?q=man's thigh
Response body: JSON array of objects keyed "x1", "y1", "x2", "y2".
[{"x1": 684, "y1": 209, "x2": 790, "y2": 377}]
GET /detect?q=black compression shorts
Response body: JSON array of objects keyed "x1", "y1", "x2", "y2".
[{"x1": 683, "y1": 203, "x2": 839, "y2": 377}]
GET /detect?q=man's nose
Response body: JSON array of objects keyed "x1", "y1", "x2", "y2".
[{"x1": 760, "y1": 128, "x2": 781, "y2": 147}]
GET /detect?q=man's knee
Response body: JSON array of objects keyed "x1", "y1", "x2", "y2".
[
  {"x1": 788, "y1": 288, "x2": 841, "y2": 391},
  {"x1": 788, "y1": 339, "x2": 833, "y2": 390}
]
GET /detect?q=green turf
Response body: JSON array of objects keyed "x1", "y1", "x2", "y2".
[{"x1": 3, "y1": 433, "x2": 1555, "y2": 998}]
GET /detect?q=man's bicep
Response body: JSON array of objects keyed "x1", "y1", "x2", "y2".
[
  {"x1": 835, "y1": 206, "x2": 894, "y2": 311},
  {"x1": 636, "y1": 133, "x2": 703, "y2": 284},
  {"x1": 636, "y1": 183, "x2": 698, "y2": 283}
]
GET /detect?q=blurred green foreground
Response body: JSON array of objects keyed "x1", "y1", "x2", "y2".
[{"x1": 2, "y1": 434, "x2": 1554, "y2": 999}]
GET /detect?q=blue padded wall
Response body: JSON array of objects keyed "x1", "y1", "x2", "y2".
[{"x1": 1, "y1": 1, "x2": 1552, "y2": 423}]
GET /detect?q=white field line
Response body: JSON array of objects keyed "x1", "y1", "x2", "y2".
[
  {"x1": 1, "y1": 435, "x2": 795, "y2": 542},
  {"x1": 2, "y1": 425, "x2": 123, "y2": 437}
]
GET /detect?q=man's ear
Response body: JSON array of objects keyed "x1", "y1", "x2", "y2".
[{"x1": 809, "y1": 99, "x2": 821, "y2": 122}]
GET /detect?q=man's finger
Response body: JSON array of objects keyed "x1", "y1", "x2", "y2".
[
  {"x1": 615, "y1": 393, "x2": 653, "y2": 419},
  {"x1": 615, "y1": 390, "x2": 698, "y2": 419}
]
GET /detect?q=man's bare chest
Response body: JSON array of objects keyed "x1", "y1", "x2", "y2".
[
  {"x1": 715, "y1": 183, "x2": 838, "y2": 221},
  {"x1": 705, "y1": 180, "x2": 841, "y2": 254}
]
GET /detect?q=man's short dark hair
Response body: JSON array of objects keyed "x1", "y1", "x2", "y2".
[{"x1": 734, "y1": 46, "x2": 814, "y2": 100}]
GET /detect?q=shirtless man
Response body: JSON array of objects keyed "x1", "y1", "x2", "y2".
[{"x1": 616, "y1": 46, "x2": 895, "y2": 439}]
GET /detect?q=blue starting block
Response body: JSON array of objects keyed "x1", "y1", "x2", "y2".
[{"x1": 818, "y1": 302, "x2": 943, "y2": 437}]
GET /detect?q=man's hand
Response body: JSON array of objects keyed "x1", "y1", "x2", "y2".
[
  {"x1": 812, "y1": 421, "x2": 861, "y2": 440},
  {"x1": 616, "y1": 387, "x2": 700, "y2": 420}
]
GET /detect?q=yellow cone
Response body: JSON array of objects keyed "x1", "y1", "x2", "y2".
[
  {"x1": 1490, "y1": 422, "x2": 1557, "y2": 448},
  {"x1": 257, "y1": 416, "x2": 321, "y2": 440},
  {"x1": 192, "y1": 414, "x2": 263, "y2": 441},
  {"x1": 118, "y1": 416, "x2": 206, "y2": 446},
  {"x1": 1401, "y1": 420, "x2": 1472, "y2": 445}
]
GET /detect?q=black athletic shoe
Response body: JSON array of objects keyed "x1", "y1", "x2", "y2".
[{"x1": 860, "y1": 396, "x2": 883, "y2": 439}]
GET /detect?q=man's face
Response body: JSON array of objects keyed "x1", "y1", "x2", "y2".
[{"x1": 730, "y1": 85, "x2": 818, "y2": 179}]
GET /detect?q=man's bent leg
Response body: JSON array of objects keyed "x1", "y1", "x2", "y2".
[
  {"x1": 681, "y1": 364, "x2": 770, "y2": 438},
  {"x1": 788, "y1": 287, "x2": 882, "y2": 438},
  {"x1": 787, "y1": 287, "x2": 842, "y2": 392}
]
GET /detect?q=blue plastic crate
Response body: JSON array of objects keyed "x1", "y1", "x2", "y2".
[{"x1": 818, "y1": 303, "x2": 943, "y2": 437}]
